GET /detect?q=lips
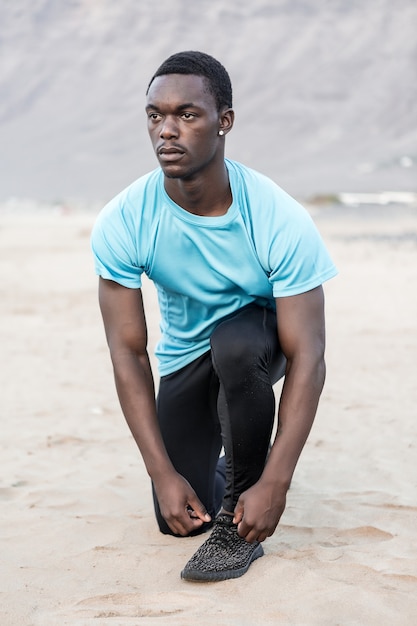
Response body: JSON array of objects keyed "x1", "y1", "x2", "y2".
[{"x1": 157, "y1": 145, "x2": 185, "y2": 161}]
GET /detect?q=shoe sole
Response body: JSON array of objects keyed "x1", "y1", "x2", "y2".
[{"x1": 180, "y1": 543, "x2": 264, "y2": 582}]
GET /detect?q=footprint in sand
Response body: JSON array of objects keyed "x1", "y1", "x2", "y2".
[
  {"x1": 75, "y1": 592, "x2": 189, "y2": 619},
  {"x1": 328, "y1": 526, "x2": 394, "y2": 547}
]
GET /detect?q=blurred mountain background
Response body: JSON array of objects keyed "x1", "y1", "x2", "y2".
[{"x1": 1, "y1": 0, "x2": 416, "y2": 205}]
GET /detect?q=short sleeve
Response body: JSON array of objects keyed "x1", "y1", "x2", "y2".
[
  {"x1": 269, "y1": 210, "x2": 338, "y2": 297},
  {"x1": 245, "y1": 174, "x2": 338, "y2": 297},
  {"x1": 91, "y1": 194, "x2": 143, "y2": 289}
]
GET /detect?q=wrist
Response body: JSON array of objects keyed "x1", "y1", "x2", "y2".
[
  {"x1": 260, "y1": 460, "x2": 293, "y2": 494},
  {"x1": 146, "y1": 458, "x2": 177, "y2": 485}
]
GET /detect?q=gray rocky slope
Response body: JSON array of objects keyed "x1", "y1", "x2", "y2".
[{"x1": 1, "y1": 0, "x2": 416, "y2": 203}]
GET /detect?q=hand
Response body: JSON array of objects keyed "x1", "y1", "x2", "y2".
[
  {"x1": 233, "y1": 480, "x2": 287, "y2": 543},
  {"x1": 154, "y1": 471, "x2": 211, "y2": 536}
]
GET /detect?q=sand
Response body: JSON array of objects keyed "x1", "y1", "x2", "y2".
[{"x1": 1, "y1": 203, "x2": 416, "y2": 625}]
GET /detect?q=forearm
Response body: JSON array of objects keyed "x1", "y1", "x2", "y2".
[
  {"x1": 111, "y1": 349, "x2": 175, "y2": 481},
  {"x1": 262, "y1": 355, "x2": 326, "y2": 490}
]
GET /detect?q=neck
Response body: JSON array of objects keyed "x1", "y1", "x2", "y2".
[{"x1": 164, "y1": 162, "x2": 232, "y2": 217}]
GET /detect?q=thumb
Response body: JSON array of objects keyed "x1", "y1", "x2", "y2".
[
  {"x1": 188, "y1": 494, "x2": 211, "y2": 523},
  {"x1": 233, "y1": 500, "x2": 244, "y2": 525}
]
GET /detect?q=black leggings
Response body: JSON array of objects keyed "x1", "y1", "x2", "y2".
[{"x1": 153, "y1": 304, "x2": 286, "y2": 535}]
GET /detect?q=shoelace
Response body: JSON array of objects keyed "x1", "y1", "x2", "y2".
[{"x1": 208, "y1": 517, "x2": 239, "y2": 549}]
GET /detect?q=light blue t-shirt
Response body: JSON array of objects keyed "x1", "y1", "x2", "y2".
[{"x1": 91, "y1": 159, "x2": 337, "y2": 375}]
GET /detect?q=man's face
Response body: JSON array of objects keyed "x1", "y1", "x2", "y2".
[{"x1": 146, "y1": 74, "x2": 222, "y2": 179}]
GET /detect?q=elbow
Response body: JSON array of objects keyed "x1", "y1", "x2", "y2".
[
  {"x1": 312, "y1": 335, "x2": 326, "y2": 390},
  {"x1": 110, "y1": 343, "x2": 148, "y2": 367},
  {"x1": 106, "y1": 334, "x2": 149, "y2": 373},
  {"x1": 317, "y1": 354, "x2": 326, "y2": 392},
  {"x1": 303, "y1": 351, "x2": 326, "y2": 393},
  {"x1": 309, "y1": 328, "x2": 326, "y2": 390},
  {"x1": 285, "y1": 345, "x2": 326, "y2": 392}
]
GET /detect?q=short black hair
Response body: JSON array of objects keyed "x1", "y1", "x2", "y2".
[{"x1": 147, "y1": 51, "x2": 233, "y2": 111}]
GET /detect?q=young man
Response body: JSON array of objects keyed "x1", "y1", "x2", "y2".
[{"x1": 91, "y1": 51, "x2": 337, "y2": 582}]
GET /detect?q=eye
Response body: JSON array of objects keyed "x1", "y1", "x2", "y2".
[
  {"x1": 181, "y1": 112, "x2": 195, "y2": 120},
  {"x1": 148, "y1": 112, "x2": 161, "y2": 122}
]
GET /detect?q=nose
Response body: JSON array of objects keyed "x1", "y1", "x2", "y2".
[{"x1": 160, "y1": 116, "x2": 178, "y2": 138}]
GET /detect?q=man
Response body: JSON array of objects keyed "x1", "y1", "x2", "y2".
[{"x1": 91, "y1": 51, "x2": 337, "y2": 582}]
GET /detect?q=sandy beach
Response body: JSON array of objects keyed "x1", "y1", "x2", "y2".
[{"x1": 1, "y1": 203, "x2": 416, "y2": 625}]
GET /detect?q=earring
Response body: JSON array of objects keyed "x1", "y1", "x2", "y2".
[{"x1": 218, "y1": 129, "x2": 224, "y2": 136}]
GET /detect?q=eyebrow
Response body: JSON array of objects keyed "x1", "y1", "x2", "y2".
[{"x1": 145, "y1": 102, "x2": 200, "y2": 112}]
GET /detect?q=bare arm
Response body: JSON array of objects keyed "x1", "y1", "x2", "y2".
[
  {"x1": 267, "y1": 285, "x2": 326, "y2": 487},
  {"x1": 234, "y1": 285, "x2": 326, "y2": 541},
  {"x1": 98, "y1": 277, "x2": 211, "y2": 534}
]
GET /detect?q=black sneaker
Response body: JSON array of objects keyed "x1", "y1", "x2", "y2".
[{"x1": 181, "y1": 513, "x2": 264, "y2": 582}]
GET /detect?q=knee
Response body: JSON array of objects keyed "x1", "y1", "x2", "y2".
[{"x1": 210, "y1": 319, "x2": 257, "y2": 375}]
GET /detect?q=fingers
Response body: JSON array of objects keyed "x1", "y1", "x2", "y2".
[
  {"x1": 236, "y1": 518, "x2": 273, "y2": 543},
  {"x1": 237, "y1": 517, "x2": 270, "y2": 541},
  {"x1": 233, "y1": 501, "x2": 244, "y2": 525},
  {"x1": 166, "y1": 509, "x2": 204, "y2": 536},
  {"x1": 187, "y1": 495, "x2": 211, "y2": 523},
  {"x1": 233, "y1": 485, "x2": 286, "y2": 543},
  {"x1": 234, "y1": 498, "x2": 278, "y2": 543},
  {"x1": 237, "y1": 519, "x2": 258, "y2": 543},
  {"x1": 157, "y1": 473, "x2": 212, "y2": 536},
  {"x1": 165, "y1": 501, "x2": 211, "y2": 537}
]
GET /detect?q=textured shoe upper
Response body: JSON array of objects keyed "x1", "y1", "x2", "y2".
[{"x1": 182, "y1": 513, "x2": 263, "y2": 574}]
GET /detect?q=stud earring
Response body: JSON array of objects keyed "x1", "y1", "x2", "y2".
[{"x1": 218, "y1": 129, "x2": 224, "y2": 136}]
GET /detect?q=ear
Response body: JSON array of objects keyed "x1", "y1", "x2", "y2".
[{"x1": 218, "y1": 108, "x2": 234, "y2": 136}]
